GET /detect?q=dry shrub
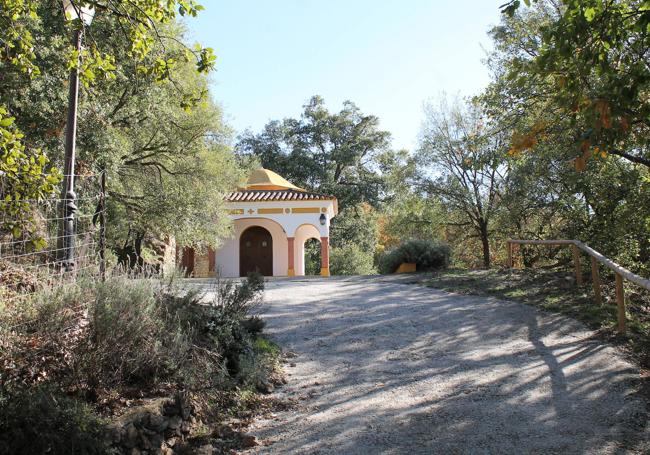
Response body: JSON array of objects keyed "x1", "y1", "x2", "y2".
[
  {"x1": 0, "y1": 387, "x2": 108, "y2": 455},
  {"x1": 0, "y1": 263, "x2": 276, "y2": 455},
  {"x1": 0, "y1": 271, "x2": 269, "y2": 397}
]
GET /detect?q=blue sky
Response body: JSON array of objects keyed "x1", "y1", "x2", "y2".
[{"x1": 187, "y1": 1, "x2": 504, "y2": 150}]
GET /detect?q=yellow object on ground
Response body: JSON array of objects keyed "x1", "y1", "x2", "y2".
[{"x1": 395, "y1": 263, "x2": 416, "y2": 274}]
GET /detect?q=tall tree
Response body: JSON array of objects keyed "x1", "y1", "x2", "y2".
[
  {"x1": 480, "y1": 0, "x2": 650, "y2": 272},
  {"x1": 236, "y1": 95, "x2": 391, "y2": 208},
  {"x1": 0, "y1": 0, "x2": 217, "y2": 241},
  {"x1": 499, "y1": 0, "x2": 650, "y2": 169},
  {"x1": 1, "y1": 2, "x2": 242, "y2": 263},
  {"x1": 418, "y1": 97, "x2": 509, "y2": 268}
]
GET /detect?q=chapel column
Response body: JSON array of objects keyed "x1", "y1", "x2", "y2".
[
  {"x1": 287, "y1": 237, "x2": 295, "y2": 276},
  {"x1": 320, "y1": 236, "x2": 330, "y2": 277}
]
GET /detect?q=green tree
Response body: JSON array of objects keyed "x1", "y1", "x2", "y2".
[
  {"x1": 418, "y1": 97, "x2": 510, "y2": 268},
  {"x1": 499, "y1": 0, "x2": 650, "y2": 169},
  {"x1": 377, "y1": 149, "x2": 443, "y2": 251},
  {"x1": 0, "y1": 107, "x2": 60, "y2": 242},
  {"x1": 0, "y1": 0, "x2": 217, "y2": 242},
  {"x1": 330, "y1": 244, "x2": 376, "y2": 276},
  {"x1": 1, "y1": 2, "x2": 241, "y2": 264},
  {"x1": 236, "y1": 95, "x2": 391, "y2": 208},
  {"x1": 480, "y1": 0, "x2": 650, "y2": 272}
]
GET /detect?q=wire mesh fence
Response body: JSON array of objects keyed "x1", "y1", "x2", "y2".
[{"x1": 0, "y1": 172, "x2": 106, "y2": 306}]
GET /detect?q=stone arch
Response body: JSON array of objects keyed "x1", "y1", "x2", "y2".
[{"x1": 294, "y1": 223, "x2": 322, "y2": 276}]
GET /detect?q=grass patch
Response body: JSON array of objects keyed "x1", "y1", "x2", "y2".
[
  {"x1": 423, "y1": 267, "x2": 650, "y2": 368},
  {"x1": 254, "y1": 337, "x2": 281, "y2": 356}
]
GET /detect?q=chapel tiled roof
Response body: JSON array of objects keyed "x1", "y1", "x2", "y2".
[{"x1": 226, "y1": 189, "x2": 336, "y2": 202}]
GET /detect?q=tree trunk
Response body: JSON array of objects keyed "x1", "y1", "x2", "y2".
[
  {"x1": 479, "y1": 222, "x2": 490, "y2": 268},
  {"x1": 116, "y1": 230, "x2": 146, "y2": 269}
]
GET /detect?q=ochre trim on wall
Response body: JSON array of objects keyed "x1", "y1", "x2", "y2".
[
  {"x1": 229, "y1": 209, "x2": 244, "y2": 215},
  {"x1": 291, "y1": 207, "x2": 320, "y2": 214},
  {"x1": 258, "y1": 208, "x2": 284, "y2": 214}
]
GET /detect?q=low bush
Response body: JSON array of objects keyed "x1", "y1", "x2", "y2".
[
  {"x1": 0, "y1": 270, "x2": 279, "y2": 454},
  {"x1": 378, "y1": 239, "x2": 451, "y2": 274},
  {"x1": 329, "y1": 244, "x2": 376, "y2": 276},
  {"x1": 0, "y1": 387, "x2": 108, "y2": 455},
  {"x1": 0, "y1": 269, "x2": 272, "y2": 398}
]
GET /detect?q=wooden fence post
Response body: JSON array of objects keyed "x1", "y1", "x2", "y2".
[
  {"x1": 572, "y1": 244, "x2": 583, "y2": 286},
  {"x1": 590, "y1": 256, "x2": 602, "y2": 305},
  {"x1": 615, "y1": 273, "x2": 626, "y2": 333},
  {"x1": 507, "y1": 241, "x2": 513, "y2": 268}
]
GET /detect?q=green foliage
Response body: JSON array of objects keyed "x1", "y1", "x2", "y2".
[
  {"x1": 236, "y1": 95, "x2": 392, "y2": 208},
  {"x1": 0, "y1": 105, "x2": 61, "y2": 240},
  {"x1": 329, "y1": 244, "x2": 376, "y2": 276},
  {"x1": 0, "y1": 387, "x2": 108, "y2": 455},
  {"x1": 253, "y1": 337, "x2": 280, "y2": 356},
  {"x1": 0, "y1": 272, "x2": 277, "y2": 454},
  {"x1": 417, "y1": 97, "x2": 508, "y2": 268},
  {"x1": 212, "y1": 272, "x2": 264, "y2": 320},
  {"x1": 303, "y1": 238, "x2": 321, "y2": 275},
  {"x1": 378, "y1": 240, "x2": 451, "y2": 274},
  {"x1": 2, "y1": 0, "x2": 215, "y2": 85},
  {"x1": 498, "y1": 0, "x2": 650, "y2": 168},
  {"x1": 1, "y1": 272, "x2": 268, "y2": 394},
  {"x1": 0, "y1": 1, "x2": 235, "y2": 256},
  {"x1": 378, "y1": 193, "x2": 443, "y2": 251},
  {"x1": 82, "y1": 276, "x2": 192, "y2": 388},
  {"x1": 0, "y1": 0, "x2": 40, "y2": 76},
  {"x1": 477, "y1": 1, "x2": 650, "y2": 274},
  {"x1": 330, "y1": 204, "x2": 379, "y2": 251}
]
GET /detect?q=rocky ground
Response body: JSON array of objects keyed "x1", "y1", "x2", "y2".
[{"x1": 221, "y1": 275, "x2": 650, "y2": 454}]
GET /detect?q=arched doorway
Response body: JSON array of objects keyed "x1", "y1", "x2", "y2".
[
  {"x1": 303, "y1": 238, "x2": 322, "y2": 275},
  {"x1": 240, "y1": 226, "x2": 273, "y2": 277}
]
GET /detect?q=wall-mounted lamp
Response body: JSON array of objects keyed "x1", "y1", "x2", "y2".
[{"x1": 319, "y1": 213, "x2": 326, "y2": 226}]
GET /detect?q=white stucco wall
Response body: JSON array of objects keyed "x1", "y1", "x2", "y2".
[{"x1": 213, "y1": 199, "x2": 336, "y2": 278}]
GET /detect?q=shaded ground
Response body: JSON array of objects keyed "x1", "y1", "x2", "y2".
[
  {"x1": 422, "y1": 268, "x2": 650, "y2": 368},
  {"x1": 236, "y1": 275, "x2": 649, "y2": 454}
]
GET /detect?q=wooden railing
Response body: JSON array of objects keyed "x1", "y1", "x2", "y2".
[{"x1": 506, "y1": 239, "x2": 650, "y2": 333}]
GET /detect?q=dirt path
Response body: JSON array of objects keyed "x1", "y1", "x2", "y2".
[{"x1": 246, "y1": 276, "x2": 649, "y2": 454}]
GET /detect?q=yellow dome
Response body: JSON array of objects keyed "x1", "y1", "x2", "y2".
[{"x1": 245, "y1": 168, "x2": 304, "y2": 191}]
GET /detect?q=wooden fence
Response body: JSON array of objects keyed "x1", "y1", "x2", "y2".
[{"x1": 506, "y1": 239, "x2": 650, "y2": 334}]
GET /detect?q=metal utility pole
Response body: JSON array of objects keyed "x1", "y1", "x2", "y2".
[{"x1": 59, "y1": 28, "x2": 82, "y2": 271}]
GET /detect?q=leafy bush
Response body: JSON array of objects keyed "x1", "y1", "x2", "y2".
[
  {"x1": 303, "y1": 238, "x2": 322, "y2": 275},
  {"x1": 0, "y1": 270, "x2": 279, "y2": 454},
  {"x1": 1, "y1": 271, "x2": 269, "y2": 395},
  {"x1": 212, "y1": 272, "x2": 264, "y2": 318},
  {"x1": 378, "y1": 239, "x2": 451, "y2": 274},
  {"x1": 329, "y1": 244, "x2": 377, "y2": 276},
  {"x1": 0, "y1": 387, "x2": 108, "y2": 455},
  {"x1": 79, "y1": 276, "x2": 199, "y2": 390}
]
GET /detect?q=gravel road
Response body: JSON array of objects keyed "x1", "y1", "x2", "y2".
[{"x1": 243, "y1": 276, "x2": 649, "y2": 454}]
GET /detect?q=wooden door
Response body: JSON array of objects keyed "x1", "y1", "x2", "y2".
[
  {"x1": 240, "y1": 226, "x2": 273, "y2": 277},
  {"x1": 181, "y1": 247, "x2": 195, "y2": 277}
]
